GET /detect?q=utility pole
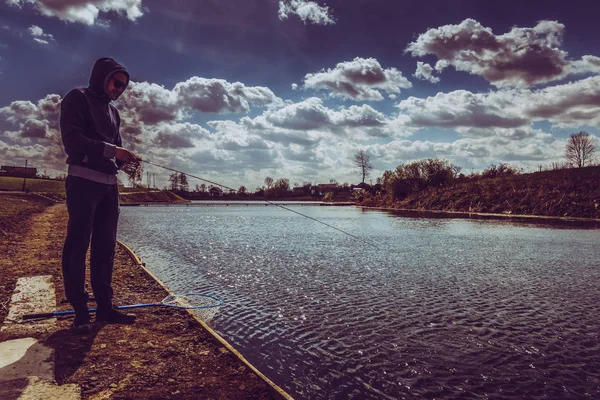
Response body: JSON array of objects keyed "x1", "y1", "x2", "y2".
[{"x1": 21, "y1": 159, "x2": 28, "y2": 192}]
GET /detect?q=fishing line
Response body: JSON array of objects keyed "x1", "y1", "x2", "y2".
[{"x1": 139, "y1": 159, "x2": 377, "y2": 248}]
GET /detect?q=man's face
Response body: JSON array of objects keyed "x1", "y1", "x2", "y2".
[{"x1": 107, "y1": 72, "x2": 128, "y2": 100}]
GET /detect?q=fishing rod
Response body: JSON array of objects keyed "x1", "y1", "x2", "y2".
[{"x1": 138, "y1": 159, "x2": 377, "y2": 248}]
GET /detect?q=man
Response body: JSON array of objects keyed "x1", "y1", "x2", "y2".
[{"x1": 60, "y1": 57, "x2": 138, "y2": 333}]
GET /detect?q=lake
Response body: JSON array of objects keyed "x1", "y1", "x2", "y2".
[{"x1": 118, "y1": 204, "x2": 600, "y2": 399}]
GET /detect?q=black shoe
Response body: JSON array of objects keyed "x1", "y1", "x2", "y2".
[
  {"x1": 72, "y1": 313, "x2": 92, "y2": 334},
  {"x1": 96, "y1": 307, "x2": 137, "y2": 324}
]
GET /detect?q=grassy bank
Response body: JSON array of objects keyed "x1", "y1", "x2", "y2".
[
  {"x1": 119, "y1": 190, "x2": 189, "y2": 204},
  {"x1": 0, "y1": 176, "x2": 66, "y2": 192},
  {"x1": 360, "y1": 166, "x2": 600, "y2": 219},
  {"x1": 0, "y1": 177, "x2": 188, "y2": 204}
]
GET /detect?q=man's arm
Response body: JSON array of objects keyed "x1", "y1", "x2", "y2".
[
  {"x1": 112, "y1": 108, "x2": 136, "y2": 167},
  {"x1": 60, "y1": 90, "x2": 107, "y2": 159},
  {"x1": 60, "y1": 90, "x2": 137, "y2": 163}
]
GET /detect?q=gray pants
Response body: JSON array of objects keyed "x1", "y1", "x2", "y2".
[{"x1": 62, "y1": 175, "x2": 120, "y2": 313}]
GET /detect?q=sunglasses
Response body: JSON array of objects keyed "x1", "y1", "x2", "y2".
[{"x1": 113, "y1": 79, "x2": 127, "y2": 89}]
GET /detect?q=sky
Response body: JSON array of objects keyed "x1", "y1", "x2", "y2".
[{"x1": 1, "y1": 0, "x2": 600, "y2": 190}]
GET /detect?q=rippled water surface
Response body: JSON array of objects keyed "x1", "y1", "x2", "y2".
[{"x1": 118, "y1": 205, "x2": 600, "y2": 399}]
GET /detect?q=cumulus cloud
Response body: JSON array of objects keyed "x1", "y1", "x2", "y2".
[
  {"x1": 1, "y1": 100, "x2": 38, "y2": 123},
  {"x1": 117, "y1": 78, "x2": 282, "y2": 127},
  {"x1": 396, "y1": 90, "x2": 528, "y2": 128},
  {"x1": 28, "y1": 25, "x2": 54, "y2": 44},
  {"x1": 2, "y1": 72, "x2": 598, "y2": 188},
  {"x1": 20, "y1": 118, "x2": 49, "y2": 138},
  {"x1": 263, "y1": 97, "x2": 388, "y2": 137},
  {"x1": 434, "y1": 60, "x2": 450, "y2": 72},
  {"x1": 413, "y1": 62, "x2": 439, "y2": 83},
  {"x1": 0, "y1": 94, "x2": 61, "y2": 134},
  {"x1": 395, "y1": 76, "x2": 600, "y2": 132},
  {"x1": 7, "y1": 0, "x2": 144, "y2": 25},
  {"x1": 455, "y1": 126, "x2": 539, "y2": 141},
  {"x1": 0, "y1": 140, "x2": 63, "y2": 167},
  {"x1": 302, "y1": 57, "x2": 412, "y2": 101},
  {"x1": 570, "y1": 55, "x2": 600, "y2": 75},
  {"x1": 207, "y1": 120, "x2": 272, "y2": 151},
  {"x1": 0, "y1": 93, "x2": 65, "y2": 171},
  {"x1": 173, "y1": 77, "x2": 282, "y2": 114},
  {"x1": 0, "y1": 74, "x2": 281, "y2": 179},
  {"x1": 520, "y1": 75, "x2": 600, "y2": 128},
  {"x1": 406, "y1": 18, "x2": 599, "y2": 88},
  {"x1": 150, "y1": 123, "x2": 209, "y2": 149},
  {"x1": 372, "y1": 131, "x2": 564, "y2": 172},
  {"x1": 120, "y1": 82, "x2": 180, "y2": 124},
  {"x1": 278, "y1": 0, "x2": 334, "y2": 25}
]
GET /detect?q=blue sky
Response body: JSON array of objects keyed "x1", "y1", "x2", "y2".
[{"x1": 1, "y1": 0, "x2": 600, "y2": 189}]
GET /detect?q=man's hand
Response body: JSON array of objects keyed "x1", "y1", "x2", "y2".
[
  {"x1": 121, "y1": 161, "x2": 141, "y2": 176},
  {"x1": 115, "y1": 147, "x2": 138, "y2": 163}
]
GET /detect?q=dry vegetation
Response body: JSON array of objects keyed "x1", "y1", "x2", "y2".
[
  {"x1": 361, "y1": 166, "x2": 600, "y2": 219},
  {"x1": 119, "y1": 190, "x2": 189, "y2": 204},
  {"x1": 0, "y1": 176, "x2": 66, "y2": 192}
]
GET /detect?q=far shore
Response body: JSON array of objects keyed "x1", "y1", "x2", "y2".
[{"x1": 360, "y1": 205, "x2": 600, "y2": 226}]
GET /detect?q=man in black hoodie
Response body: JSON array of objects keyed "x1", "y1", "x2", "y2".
[{"x1": 60, "y1": 57, "x2": 138, "y2": 333}]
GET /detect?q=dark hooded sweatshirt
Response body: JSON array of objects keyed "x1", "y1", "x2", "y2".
[{"x1": 60, "y1": 58, "x2": 130, "y2": 182}]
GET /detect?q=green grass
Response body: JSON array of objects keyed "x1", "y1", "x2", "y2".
[
  {"x1": 0, "y1": 176, "x2": 149, "y2": 194},
  {"x1": 0, "y1": 176, "x2": 66, "y2": 192}
]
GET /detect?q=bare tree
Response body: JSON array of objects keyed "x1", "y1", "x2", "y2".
[
  {"x1": 566, "y1": 131, "x2": 596, "y2": 168},
  {"x1": 353, "y1": 150, "x2": 373, "y2": 183},
  {"x1": 168, "y1": 172, "x2": 178, "y2": 191},
  {"x1": 264, "y1": 176, "x2": 273, "y2": 189},
  {"x1": 178, "y1": 173, "x2": 189, "y2": 192}
]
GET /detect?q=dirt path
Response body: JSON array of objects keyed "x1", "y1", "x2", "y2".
[{"x1": 0, "y1": 201, "x2": 278, "y2": 399}]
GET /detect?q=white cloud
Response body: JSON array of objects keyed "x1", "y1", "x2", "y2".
[
  {"x1": 434, "y1": 60, "x2": 450, "y2": 72},
  {"x1": 570, "y1": 55, "x2": 600, "y2": 75},
  {"x1": 278, "y1": 0, "x2": 334, "y2": 25},
  {"x1": 116, "y1": 78, "x2": 283, "y2": 130},
  {"x1": 302, "y1": 57, "x2": 412, "y2": 101},
  {"x1": 261, "y1": 97, "x2": 391, "y2": 139},
  {"x1": 0, "y1": 93, "x2": 64, "y2": 172},
  {"x1": 0, "y1": 94, "x2": 60, "y2": 126},
  {"x1": 150, "y1": 122, "x2": 209, "y2": 149},
  {"x1": 173, "y1": 77, "x2": 283, "y2": 114},
  {"x1": 2, "y1": 73, "x2": 599, "y2": 188},
  {"x1": 413, "y1": 62, "x2": 439, "y2": 83},
  {"x1": 396, "y1": 90, "x2": 528, "y2": 128},
  {"x1": 406, "y1": 19, "x2": 600, "y2": 88},
  {"x1": 372, "y1": 132, "x2": 565, "y2": 172},
  {"x1": 395, "y1": 76, "x2": 600, "y2": 130},
  {"x1": 7, "y1": 0, "x2": 144, "y2": 25},
  {"x1": 521, "y1": 76, "x2": 600, "y2": 128},
  {"x1": 28, "y1": 25, "x2": 54, "y2": 44},
  {"x1": 119, "y1": 81, "x2": 180, "y2": 124}
]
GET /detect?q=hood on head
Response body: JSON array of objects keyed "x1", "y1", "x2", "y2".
[{"x1": 88, "y1": 57, "x2": 130, "y2": 100}]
